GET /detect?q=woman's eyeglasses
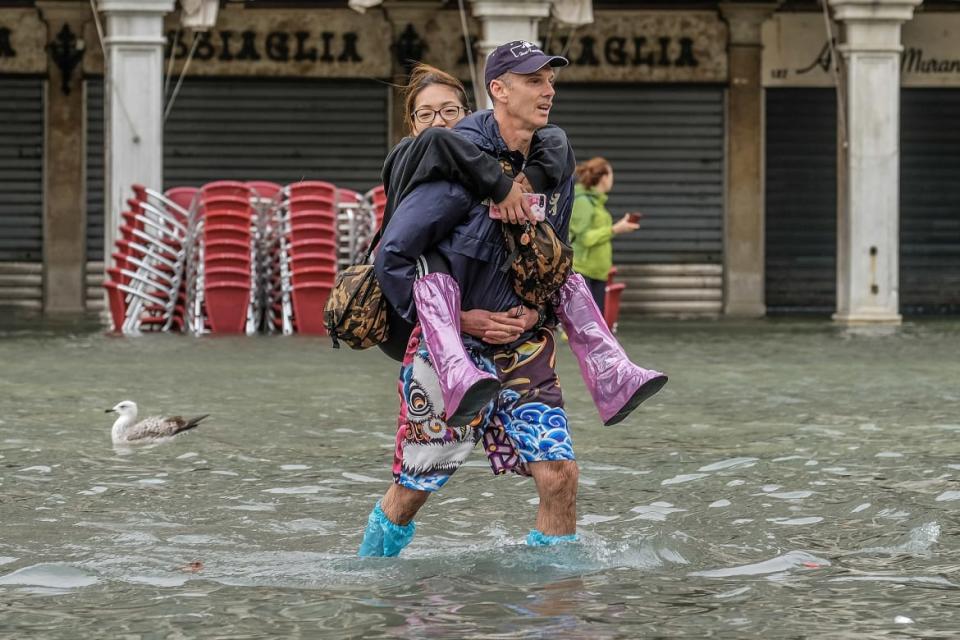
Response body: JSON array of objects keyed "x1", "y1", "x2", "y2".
[{"x1": 413, "y1": 106, "x2": 465, "y2": 124}]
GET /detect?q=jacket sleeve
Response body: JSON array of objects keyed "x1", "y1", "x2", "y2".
[
  {"x1": 580, "y1": 201, "x2": 613, "y2": 247},
  {"x1": 524, "y1": 125, "x2": 576, "y2": 194},
  {"x1": 398, "y1": 127, "x2": 514, "y2": 204},
  {"x1": 374, "y1": 181, "x2": 476, "y2": 323},
  {"x1": 570, "y1": 193, "x2": 612, "y2": 248}
]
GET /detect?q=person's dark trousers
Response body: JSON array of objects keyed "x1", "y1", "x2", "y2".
[{"x1": 582, "y1": 275, "x2": 607, "y2": 316}]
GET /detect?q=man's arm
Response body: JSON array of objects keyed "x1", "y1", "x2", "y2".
[{"x1": 374, "y1": 181, "x2": 475, "y2": 323}]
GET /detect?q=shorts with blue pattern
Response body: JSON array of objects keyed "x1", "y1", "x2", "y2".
[{"x1": 392, "y1": 326, "x2": 574, "y2": 493}]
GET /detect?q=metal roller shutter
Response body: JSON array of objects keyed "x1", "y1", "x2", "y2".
[
  {"x1": 0, "y1": 76, "x2": 43, "y2": 262},
  {"x1": 0, "y1": 76, "x2": 44, "y2": 310},
  {"x1": 163, "y1": 77, "x2": 389, "y2": 190},
  {"x1": 549, "y1": 83, "x2": 724, "y2": 315},
  {"x1": 900, "y1": 89, "x2": 960, "y2": 314},
  {"x1": 86, "y1": 77, "x2": 389, "y2": 262},
  {"x1": 86, "y1": 79, "x2": 104, "y2": 263},
  {"x1": 764, "y1": 88, "x2": 837, "y2": 314}
]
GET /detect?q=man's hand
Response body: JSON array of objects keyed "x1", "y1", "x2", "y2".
[
  {"x1": 461, "y1": 308, "x2": 528, "y2": 344},
  {"x1": 508, "y1": 305, "x2": 540, "y2": 332},
  {"x1": 492, "y1": 182, "x2": 536, "y2": 225}
]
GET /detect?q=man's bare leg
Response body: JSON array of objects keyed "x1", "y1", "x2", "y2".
[
  {"x1": 528, "y1": 460, "x2": 579, "y2": 536},
  {"x1": 381, "y1": 483, "x2": 430, "y2": 525},
  {"x1": 358, "y1": 484, "x2": 430, "y2": 557}
]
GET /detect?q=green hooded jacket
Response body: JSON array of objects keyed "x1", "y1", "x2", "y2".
[{"x1": 569, "y1": 183, "x2": 613, "y2": 281}]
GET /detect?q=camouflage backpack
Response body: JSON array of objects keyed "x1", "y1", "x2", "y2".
[
  {"x1": 500, "y1": 219, "x2": 573, "y2": 307},
  {"x1": 497, "y1": 160, "x2": 573, "y2": 307},
  {"x1": 323, "y1": 230, "x2": 389, "y2": 349}
]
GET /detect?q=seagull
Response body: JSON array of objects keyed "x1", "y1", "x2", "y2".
[{"x1": 106, "y1": 400, "x2": 209, "y2": 445}]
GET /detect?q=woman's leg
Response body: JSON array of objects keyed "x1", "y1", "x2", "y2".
[
  {"x1": 585, "y1": 276, "x2": 607, "y2": 316},
  {"x1": 412, "y1": 251, "x2": 499, "y2": 426},
  {"x1": 554, "y1": 273, "x2": 668, "y2": 426}
]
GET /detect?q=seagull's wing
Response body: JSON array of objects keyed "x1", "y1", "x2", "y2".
[{"x1": 124, "y1": 414, "x2": 209, "y2": 441}]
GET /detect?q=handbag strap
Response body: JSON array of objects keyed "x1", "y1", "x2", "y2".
[{"x1": 360, "y1": 227, "x2": 383, "y2": 265}]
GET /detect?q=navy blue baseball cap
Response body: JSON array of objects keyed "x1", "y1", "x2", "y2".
[{"x1": 484, "y1": 40, "x2": 569, "y2": 91}]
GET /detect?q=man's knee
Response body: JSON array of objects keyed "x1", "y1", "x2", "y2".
[{"x1": 535, "y1": 461, "x2": 579, "y2": 503}]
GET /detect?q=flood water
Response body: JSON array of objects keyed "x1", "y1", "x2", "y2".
[{"x1": 1, "y1": 313, "x2": 958, "y2": 638}]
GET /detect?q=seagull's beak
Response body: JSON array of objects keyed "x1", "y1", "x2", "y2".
[{"x1": 105, "y1": 408, "x2": 116, "y2": 414}]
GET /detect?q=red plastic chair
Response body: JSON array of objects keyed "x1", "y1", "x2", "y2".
[
  {"x1": 338, "y1": 188, "x2": 362, "y2": 205},
  {"x1": 165, "y1": 186, "x2": 199, "y2": 212},
  {"x1": 288, "y1": 181, "x2": 336, "y2": 201},
  {"x1": 204, "y1": 283, "x2": 250, "y2": 334},
  {"x1": 288, "y1": 239, "x2": 337, "y2": 259},
  {"x1": 204, "y1": 225, "x2": 251, "y2": 245},
  {"x1": 291, "y1": 267, "x2": 337, "y2": 285},
  {"x1": 201, "y1": 180, "x2": 250, "y2": 200},
  {"x1": 205, "y1": 255, "x2": 251, "y2": 271},
  {"x1": 289, "y1": 197, "x2": 336, "y2": 215},
  {"x1": 290, "y1": 284, "x2": 332, "y2": 335},
  {"x1": 246, "y1": 181, "x2": 283, "y2": 201},
  {"x1": 289, "y1": 225, "x2": 336, "y2": 244},
  {"x1": 290, "y1": 253, "x2": 337, "y2": 271},
  {"x1": 288, "y1": 208, "x2": 336, "y2": 224},
  {"x1": 367, "y1": 185, "x2": 387, "y2": 228}
]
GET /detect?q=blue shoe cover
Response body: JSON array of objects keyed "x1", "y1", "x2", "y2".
[
  {"x1": 357, "y1": 502, "x2": 387, "y2": 557},
  {"x1": 382, "y1": 513, "x2": 416, "y2": 557},
  {"x1": 526, "y1": 529, "x2": 578, "y2": 546},
  {"x1": 357, "y1": 502, "x2": 416, "y2": 557}
]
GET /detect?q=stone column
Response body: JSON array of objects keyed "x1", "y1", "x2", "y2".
[
  {"x1": 829, "y1": 0, "x2": 921, "y2": 325},
  {"x1": 38, "y1": 1, "x2": 91, "y2": 312},
  {"x1": 98, "y1": 0, "x2": 173, "y2": 260},
  {"x1": 469, "y1": 0, "x2": 551, "y2": 109},
  {"x1": 719, "y1": 2, "x2": 779, "y2": 318}
]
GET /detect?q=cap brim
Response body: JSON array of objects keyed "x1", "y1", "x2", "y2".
[{"x1": 510, "y1": 54, "x2": 569, "y2": 76}]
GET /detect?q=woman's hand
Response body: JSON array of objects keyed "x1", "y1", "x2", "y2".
[
  {"x1": 493, "y1": 182, "x2": 535, "y2": 225},
  {"x1": 612, "y1": 214, "x2": 641, "y2": 235},
  {"x1": 514, "y1": 172, "x2": 534, "y2": 193}
]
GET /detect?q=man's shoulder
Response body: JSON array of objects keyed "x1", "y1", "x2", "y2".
[{"x1": 454, "y1": 110, "x2": 498, "y2": 150}]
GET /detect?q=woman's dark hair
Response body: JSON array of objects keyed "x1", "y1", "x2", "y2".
[
  {"x1": 402, "y1": 63, "x2": 470, "y2": 135},
  {"x1": 575, "y1": 157, "x2": 612, "y2": 189}
]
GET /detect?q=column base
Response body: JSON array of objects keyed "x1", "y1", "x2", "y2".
[{"x1": 831, "y1": 310, "x2": 902, "y2": 326}]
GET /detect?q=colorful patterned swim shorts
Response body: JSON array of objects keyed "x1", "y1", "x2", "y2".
[{"x1": 392, "y1": 326, "x2": 574, "y2": 492}]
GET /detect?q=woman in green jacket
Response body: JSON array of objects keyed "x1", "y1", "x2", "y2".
[{"x1": 569, "y1": 157, "x2": 641, "y2": 313}]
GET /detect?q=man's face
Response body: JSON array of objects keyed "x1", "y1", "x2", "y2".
[{"x1": 494, "y1": 67, "x2": 557, "y2": 130}]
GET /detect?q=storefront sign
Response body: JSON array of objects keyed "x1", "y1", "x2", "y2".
[
  {"x1": 0, "y1": 9, "x2": 48, "y2": 74},
  {"x1": 539, "y1": 11, "x2": 726, "y2": 83},
  {"x1": 763, "y1": 13, "x2": 960, "y2": 87},
  {"x1": 83, "y1": 8, "x2": 392, "y2": 77}
]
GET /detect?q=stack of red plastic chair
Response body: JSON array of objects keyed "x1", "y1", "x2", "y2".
[
  {"x1": 197, "y1": 181, "x2": 256, "y2": 335},
  {"x1": 103, "y1": 184, "x2": 194, "y2": 333},
  {"x1": 604, "y1": 266, "x2": 626, "y2": 332},
  {"x1": 366, "y1": 185, "x2": 387, "y2": 230},
  {"x1": 284, "y1": 181, "x2": 338, "y2": 335},
  {"x1": 335, "y1": 187, "x2": 379, "y2": 274}
]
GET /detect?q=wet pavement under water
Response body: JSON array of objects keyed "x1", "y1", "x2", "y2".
[{"x1": 0, "y1": 312, "x2": 958, "y2": 638}]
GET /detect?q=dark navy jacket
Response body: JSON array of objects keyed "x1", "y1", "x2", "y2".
[{"x1": 374, "y1": 111, "x2": 575, "y2": 340}]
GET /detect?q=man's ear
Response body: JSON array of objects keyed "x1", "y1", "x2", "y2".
[{"x1": 489, "y1": 79, "x2": 508, "y2": 104}]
